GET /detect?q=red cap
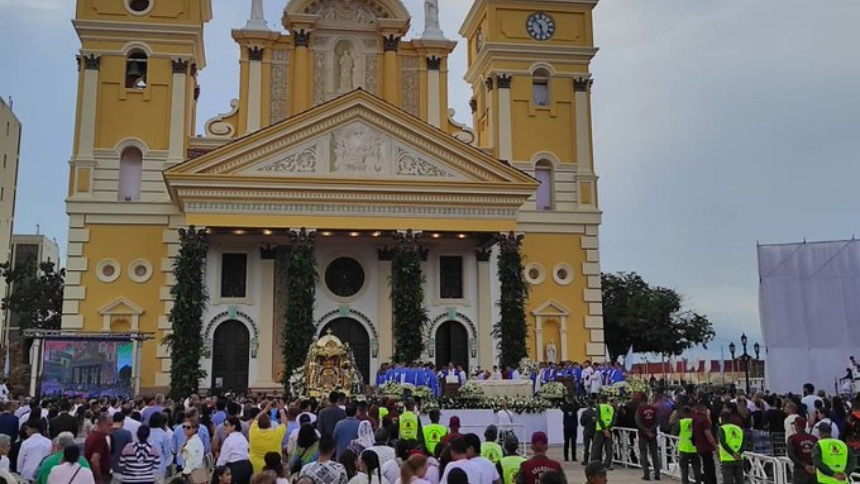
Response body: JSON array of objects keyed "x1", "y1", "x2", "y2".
[
  {"x1": 449, "y1": 416, "x2": 461, "y2": 427},
  {"x1": 531, "y1": 431, "x2": 548, "y2": 445}
]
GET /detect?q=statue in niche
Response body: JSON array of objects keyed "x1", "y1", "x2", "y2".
[
  {"x1": 545, "y1": 338, "x2": 557, "y2": 363},
  {"x1": 339, "y1": 49, "x2": 355, "y2": 91}
]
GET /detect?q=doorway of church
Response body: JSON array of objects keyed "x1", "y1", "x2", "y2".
[
  {"x1": 435, "y1": 320, "x2": 469, "y2": 374},
  {"x1": 320, "y1": 318, "x2": 370, "y2": 384},
  {"x1": 211, "y1": 320, "x2": 250, "y2": 392}
]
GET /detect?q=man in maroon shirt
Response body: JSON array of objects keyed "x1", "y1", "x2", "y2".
[
  {"x1": 636, "y1": 394, "x2": 660, "y2": 480},
  {"x1": 517, "y1": 432, "x2": 566, "y2": 484},
  {"x1": 84, "y1": 414, "x2": 112, "y2": 484},
  {"x1": 692, "y1": 403, "x2": 718, "y2": 484},
  {"x1": 787, "y1": 417, "x2": 817, "y2": 484}
]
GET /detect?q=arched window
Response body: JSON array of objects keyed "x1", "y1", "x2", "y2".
[
  {"x1": 532, "y1": 68, "x2": 550, "y2": 107},
  {"x1": 118, "y1": 147, "x2": 142, "y2": 201},
  {"x1": 535, "y1": 160, "x2": 553, "y2": 211},
  {"x1": 125, "y1": 50, "x2": 148, "y2": 89}
]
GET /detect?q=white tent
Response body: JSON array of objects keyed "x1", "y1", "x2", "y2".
[{"x1": 758, "y1": 239, "x2": 860, "y2": 394}]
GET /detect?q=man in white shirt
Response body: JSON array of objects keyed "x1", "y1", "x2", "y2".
[
  {"x1": 14, "y1": 398, "x2": 31, "y2": 419},
  {"x1": 440, "y1": 438, "x2": 482, "y2": 484},
  {"x1": 801, "y1": 384, "x2": 822, "y2": 416},
  {"x1": 463, "y1": 434, "x2": 500, "y2": 484},
  {"x1": 784, "y1": 402, "x2": 800, "y2": 442},
  {"x1": 107, "y1": 399, "x2": 122, "y2": 418},
  {"x1": 17, "y1": 421, "x2": 52, "y2": 480},
  {"x1": 119, "y1": 410, "x2": 142, "y2": 442},
  {"x1": 0, "y1": 380, "x2": 8, "y2": 403}
]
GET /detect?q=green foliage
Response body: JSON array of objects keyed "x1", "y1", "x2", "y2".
[
  {"x1": 165, "y1": 227, "x2": 209, "y2": 400},
  {"x1": 0, "y1": 258, "x2": 64, "y2": 330},
  {"x1": 494, "y1": 232, "x2": 528, "y2": 370},
  {"x1": 390, "y1": 231, "x2": 428, "y2": 365},
  {"x1": 602, "y1": 272, "x2": 715, "y2": 361},
  {"x1": 281, "y1": 229, "x2": 318, "y2": 390}
]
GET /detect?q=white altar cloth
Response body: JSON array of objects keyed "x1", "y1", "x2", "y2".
[
  {"x1": 473, "y1": 380, "x2": 533, "y2": 398},
  {"x1": 421, "y1": 409, "x2": 564, "y2": 445}
]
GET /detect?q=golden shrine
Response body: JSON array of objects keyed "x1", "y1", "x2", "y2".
[{"x1": 304, "y1": 331, "x2": 362, "y2": 397}]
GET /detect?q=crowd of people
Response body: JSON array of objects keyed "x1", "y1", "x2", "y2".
[
  {"x1": 0, "y1": 389, "x2": 610, "y2": 484},
  {"x1": 375, "y1": 360, "x2": 626, "y2": 397}
]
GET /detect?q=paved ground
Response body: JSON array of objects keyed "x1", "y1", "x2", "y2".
[{"x1": 546, "y1": 445, "x2": 657, "y2": 484}]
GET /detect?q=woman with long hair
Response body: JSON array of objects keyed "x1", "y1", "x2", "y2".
[
  {"x1": 348, "y1": 450, "x2": 388, "y2": 484},
  {"x1": 211, "y1": 466, "x2": 233, "y2": 484},
  {"x1": 217, "y1": 417, "x2": 253, "y2": 484},
  {"x1": 290, "y1": 424, "x2": 319, "y2": 476},
  {"x1": 340, "y1": 449, "x2": 358, "y2": 480},
  {"x1": 396, "y1": 454, "x2": 429, "y2": 484}
]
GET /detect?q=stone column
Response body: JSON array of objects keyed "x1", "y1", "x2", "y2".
[
  {"x1": 496, "y1": 74, "x2": 513, "y2": 161},
  {"x1": 426, "y1": 56, "x2": 442, "y2": 128},
  {"x1": 77, "y1": 54, "x2": 101, "y2": 160},
  {"x1": 476, "y1": 247, "x2": 494, "y2": 369},
  {"x1": 485, "y1": 77, "x2": 495, "y2": 150},
  {"x1": 247, "y1": 47, "x2": 264, "y2": 132},
  {"x1": 168, "y1": 59, "x2": 188, "y2": 164},
  {"x1": 377, "y1": 248, "x2": 394, "y2": 363},
  {"x1": 292, "y1": 31, "x2": 312, "y2": 113},
  {"x1": 383, "y1": 35, "x2": 400, "y2": 105},
  {"x1": 256, "y1": 256, "x2": 276, "y2": 387},
  {"x1": 573, "y1": 77, "x2": 594, "y2": 172}
]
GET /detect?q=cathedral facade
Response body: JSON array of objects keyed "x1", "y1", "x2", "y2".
[{"x1": 63, "y1": 0, "x2": 605, "y2": 392}]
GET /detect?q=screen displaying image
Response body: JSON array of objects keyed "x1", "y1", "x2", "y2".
[{"x1": 40, "y1": 339, "x2": 134, "y2": 399}]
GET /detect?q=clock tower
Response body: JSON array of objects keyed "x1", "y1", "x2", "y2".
[{"x1": 460, "y1": 0, "x2": 606, "y2": 362}]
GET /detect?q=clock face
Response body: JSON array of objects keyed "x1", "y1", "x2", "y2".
[{"x1": 526, "y1": 12, "x2": 555, "y2": 41}]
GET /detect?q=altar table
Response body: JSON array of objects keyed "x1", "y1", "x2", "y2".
[{"x1": 474, "y1": 379, "x2": 533, "y2": 398}]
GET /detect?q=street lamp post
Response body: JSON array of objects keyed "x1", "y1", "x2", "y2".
[
  {"x1": 729, "y1": 333, "x2": 757, "y2": 394},
  {"x1": 729, "y1": 342, "x2": 736, "y2": 388}
]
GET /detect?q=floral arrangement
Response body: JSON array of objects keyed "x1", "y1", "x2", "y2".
[
  {"x1": 410, "y1": 385, "x2": 433, "y2": 401},
  {"x1": 379, "y1": 381, "x2": 404, "y2": 397},
  {"x1": 518, "y1": 358, "x2": 539, "y2": 377},
  {"x1": 457, "y1": 381, "x2": 486, "y2": 400},
  {"x1": 289, "y1": 368, "x2": 307, "y2": 396},
  {"x1": 437, "y1": 395, "x2": 555, "y2": 414},
  {"x1": 538, "y1": 381, "x2": 567, "y2": 400},
  {"x1": 600, "y1": 378, "x2": 651, "y2": 398},
  {"x1": 422, "y1": 401, "x2": 440, "y2": 414}
]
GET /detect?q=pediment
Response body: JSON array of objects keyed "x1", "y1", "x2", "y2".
[
  {"x1": 98, "y1": 297, "x2": 144, "y2": 316},
  {"x1": 165, "y1": 90, "x2": 538, "y2": 230},
  {"x1": 240, "y1": 120, "x2": 467, "y2": 181},
  {"x1": 532, "y1": 299, "x2": 570, "y2": 317}
]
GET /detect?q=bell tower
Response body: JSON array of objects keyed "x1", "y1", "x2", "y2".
[
  {"x1": 460, "y1": 0, "x2": 606, "y2": 362},
  {"x1": 62, "y1": 0, "x2": 212, "y2": 390}
]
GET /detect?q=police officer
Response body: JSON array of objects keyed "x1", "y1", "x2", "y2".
[
  {"x1": 813, "y1": 422, "x2": 856, "y2": 484},
  {"x1": 718, "y1": 410, "x2": 745, "y2": 484},
  {"x1": 675, "y1": 406, "x2": 702, "y2": 484},
  {"x1": 422, "y1": 408, "x2": 447, "y2": 455},
  {"x1": 590, "y1": 395, "x2": 616, "y2": 469}
]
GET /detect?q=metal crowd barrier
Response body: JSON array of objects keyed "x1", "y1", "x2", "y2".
[{"x1": 609, "y1": 427, "x2": 790, "y2": 484}]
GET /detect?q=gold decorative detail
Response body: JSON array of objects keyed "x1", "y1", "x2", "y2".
[{"x1": 303, "y1": 332, "x2": 362, "y2": 397}]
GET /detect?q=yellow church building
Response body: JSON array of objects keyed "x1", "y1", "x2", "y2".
[{"x1": 62, "y1": 0, "x2": 605, "y2": 393}]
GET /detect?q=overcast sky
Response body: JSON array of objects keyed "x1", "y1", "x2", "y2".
[{"x1": 1, "y1": 0, "x2": 859, "y2": 356}]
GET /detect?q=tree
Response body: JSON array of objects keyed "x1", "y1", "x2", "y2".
[
  {"x1": 390, "y1": 230, "x2": 429, "y2": 365},
  {"x1": 494, "y1": 233, "x2": 529, "y2": 370},
  {"x1": 602, "y1": 272, "x2": 714, "y2": 362},
  {"x1": 280, "y1": 229, "x2": 318, "y2": 390},
  {"x1": 165, "y1": 227, "x2": 209, "y2": 400},
  {"x1": 0, "y1": 258, "x2": 64, "y2": 331}
]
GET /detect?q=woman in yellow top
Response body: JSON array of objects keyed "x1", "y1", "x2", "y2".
[{"x1": 249, "y1": 401, "x2": 288, "y2": 473}]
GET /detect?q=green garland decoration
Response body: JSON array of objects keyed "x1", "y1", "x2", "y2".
[
  {"x1": 494, "y1": 232, "x2": 529, "y2": 370},
  {"x1": 390, "y1": 230, "x2": 429, "y2": 365},
  {"x1": 165, "y1": 226, "x2": 209, "y2": 400},
  {"x1": 281, "y1": 228, "x2": 318, "y2": 390}
]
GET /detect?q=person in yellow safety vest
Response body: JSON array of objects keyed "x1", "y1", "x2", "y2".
[
  {"x1": 813, "y1": 422, "x2": 856, "y2": 484},
  {"x1": 423, "y1": 409, "x2": 447, "y2": 455},
  {"x1": 674, "y1": 406, "x2": 702, "y2": 484},
  {"x1": 495, "y1": 434, "x2": 525, "y2": 484},
  {"x1": 590, "y1": 395, "x2": 616, "y2": 470},
  {"x1": 718, "y1": 410, "x2": 746, "y2": 484},
  {"x1": 398, "y1": 399, "x2": 423, "y2": 444},
  {"x1": 481, "y1": 425, "x2": 504, "y2": 464}
]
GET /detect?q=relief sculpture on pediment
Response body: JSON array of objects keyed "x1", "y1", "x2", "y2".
[
  {"x1": 312, "y1": 0, "x2": 378, "y2": 24},
  {"x1": 259, "y1": 146, "x2": 318, "y2": 173},
  {"x1": 330, "y1": 124, "x2": 385, "y2": 174},
  {"x1": 397, "y1": 148, "x2": 454, "y2": 178}
]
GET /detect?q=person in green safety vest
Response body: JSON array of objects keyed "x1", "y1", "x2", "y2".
[
  {"x1": 495, "y1": 434, "x2": 525, "y2": 484},
  {"x1": 718, "y1": 410, "x2": 746, "y2": 484},
  {"x1": 673, "y1": 406, "x2": 702, "y2": 484},
  {"x1": 481, "y1": 425, "x2": 504, "y2": 464},
  {"x1": 422, "y1": 409, "x2": 447, "y2": 455},
  {"x1": 813, "y1": 422, "x2": 856, "y2": 484},
  {"x1": 590, "y1": 395, "x2": 616, "y2": 470},
  {"x1": 399, "y1": 399, "x2": 423, "y2": 444}
]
